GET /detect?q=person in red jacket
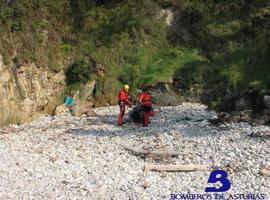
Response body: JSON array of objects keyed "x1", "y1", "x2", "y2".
[
  {"x1": 139, "y1": 89, "x2": 153, "y2": 127},
  {"x1": 118, "y1": 84, "x2": 131, "y2": 126}
]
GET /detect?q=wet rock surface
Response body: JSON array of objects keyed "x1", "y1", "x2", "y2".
[{"x1": 0, "y1": 103, "x2": 269, "y2": 199}]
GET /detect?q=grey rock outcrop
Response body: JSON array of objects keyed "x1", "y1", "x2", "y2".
[
  {"x1": 70, "y1": 80, "x2": 96, "y2": 117},
  {"x1": 263, "y1": 95, "x2": 270, "y2": 110},
  {"x1": 235, "y1": 97, "x2": 253, "y2": 111}
]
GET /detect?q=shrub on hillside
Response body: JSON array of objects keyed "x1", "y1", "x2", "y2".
[{"x1": 65, "y1": 59, "x2": 94, "y2": 85}]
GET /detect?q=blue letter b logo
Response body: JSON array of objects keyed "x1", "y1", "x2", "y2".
[{"x1": 205, "y1": 170, "x2": 231, "y2": 192}]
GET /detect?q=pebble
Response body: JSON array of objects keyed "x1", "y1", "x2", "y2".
[{"x1": 0, "y1": 103, "x2": 269, "y2": 199}]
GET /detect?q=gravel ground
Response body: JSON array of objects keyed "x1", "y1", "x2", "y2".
[{"x1": 0, "y1": 103, "x2": 269, "y2": 199}]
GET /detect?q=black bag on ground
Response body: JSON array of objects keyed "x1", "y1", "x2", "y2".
[{"x1": 129, "y1": 104, "x2": 143, "y2": 123}]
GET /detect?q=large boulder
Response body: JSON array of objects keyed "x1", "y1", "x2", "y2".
[
  {"x1": 70, "y1": 80, "x2": 96, "y2": 117},
  {"x1": 235, "y1": 97, "x2": 253, "y2": 111},
  {"x1": 263, "y1": 95, "x2": 270, "y2": 110},
  {"x1": 151, "y1": 91, "x2": 179, "y2": 106},
  {"x1": 55, "y1": 104, "x2": 71, "y2": 117},
  {"x1": 71, "y1": 101, "x2": 94, "y2": 117},
  {"x1": 147, "y1": 83, "x2": 182, "y2": 106}
]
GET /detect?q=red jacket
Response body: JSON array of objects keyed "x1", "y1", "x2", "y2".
[
  {"x1": 139, "y1": 92, "x2": 152, "y2": 106},
  {"x1": 118, "y1": 89, "x2": 129, "y2": 103}
]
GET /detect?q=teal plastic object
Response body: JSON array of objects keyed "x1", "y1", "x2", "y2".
[{"x1": 64, "y1": 96, "x2": 75, "y2": 107}]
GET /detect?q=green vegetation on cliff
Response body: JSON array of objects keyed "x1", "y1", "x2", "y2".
[
  {"x1": 0, "y1": 0, "x2": 269, "y2": 108},
  {"x1": 172, "y1": 0, "x2": 270, "y2": 110}
]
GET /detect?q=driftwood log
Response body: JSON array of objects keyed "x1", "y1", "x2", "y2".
[
  {"x1": 144, "y1": 164, "x2": 207, "y2": 172},
  {"x1": 120, "y1": 144, "x2": 181, "y2": 157},
  {"x1": 0, "y1": 130, "x2": 10, "y2": 134},
  {"x1": 250, "y1": 131, "x2": 270, "y2": 138}
]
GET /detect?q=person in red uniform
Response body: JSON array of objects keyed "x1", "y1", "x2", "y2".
[
  {"x1": 118, "y1": 84, "x2": 131, "y2": 126},
  {"x1": 139, "y1": 89, "x2": 153, "y2": 127}
]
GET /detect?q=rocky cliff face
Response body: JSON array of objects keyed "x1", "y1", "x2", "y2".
[
  {"x1": 160, "y1": 8, "x2": 192, "y2": 42},
  {"x1": 0, "y1": 54, "x2": 65, "y2": 125}
]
